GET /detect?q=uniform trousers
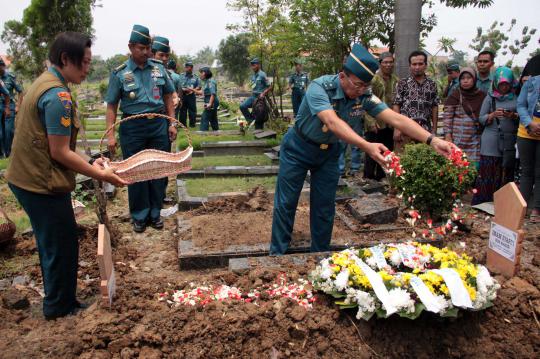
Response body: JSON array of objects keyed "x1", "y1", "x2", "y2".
[
  {"x1": 119, "y1": 115, "x2": 169, "y2": 222},
  {"x1": 9, "y1": 183, "x2": 79, "y2": 317},
  {"x1": 179, "y1": 94, "x2": 197, "y2": 127},
  {"x1": 270, "y1": 128, "x2": 340, "y2": 255}
]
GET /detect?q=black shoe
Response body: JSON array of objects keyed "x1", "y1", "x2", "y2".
[
  {"x1": 44, "y1": 303, "x2": 86, "y2": 321},
  {"x1": 163, "y1": 196, "x2": 175, "y2": 204},
  {"x1": 150, "y1": 217, "x2": 164, "y2": 230},
  {"x1": 133, "y1": 220, "x2": 147, "y2": 233}
]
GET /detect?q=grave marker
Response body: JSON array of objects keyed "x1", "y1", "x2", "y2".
[
  {"x1": 487, "y1": 182, "x2": 526, "y2": 278},
  {"x1": 97, "y1": 224, "x2": 116, "y2": 305}
]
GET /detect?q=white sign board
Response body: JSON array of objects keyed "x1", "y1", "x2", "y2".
[{"x1": 488, "y1": 222, "x2": 518, "y2": 261}]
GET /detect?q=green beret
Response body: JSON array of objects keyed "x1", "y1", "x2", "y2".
[
  {"x1": 152, "y1": 36, "x2": 170, "y2": 53},
  {"x1": 167, "y1": 59, "x2": 176, "y2": 70},
  {"x1": 184, "y1": 61, "x2": 194, "y2": 67},
  {"x1": 130, "y1": 24, "x2": 151, "y2": 45},
  {"x1": 343, "y1": 43, "x2": 379, "y2": 83},
  {"x1": 250, "y1": 57, "x2": 260, "y2": 65},
  {"x1": 446, "y1": 62, "x2": 460, "y2": 71}
]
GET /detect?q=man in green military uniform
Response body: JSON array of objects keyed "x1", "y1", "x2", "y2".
[
  {"x1": 106, "y1": 24, "x2": 176, "y2": 233},
  {"x1": 0, "y1": 57, "x2": 21, "y2": 157},
  {"x1": 288, "y1": 59, "x2": 309, "y2": 118},
  {"x1": 167, "y1": 59, "x2": 183, "y2": 121},
  {"x1": 240, "y1": 58, "x2": 271, "y2": 129},
  {"x1": 151, "y1": 36, "x2": 180, "y2": 111},
  {"x1": 270, "y1": 44, "x2": 454, "y2": 255},
  {"x1": 178, "y1": 61, "x2": 200, "y2": 127},
  {"x1": 443, "y1": 61, "x2": 460, "y2": 98}
]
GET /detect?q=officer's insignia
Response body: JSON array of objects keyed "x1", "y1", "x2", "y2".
[
  {"x1": 123, "y1": 71, "x2": 134, "y2": 82},
  {"x1": 129, "y1": 91, "x2": 136, "y2": 99},
  {"x1": 57, "y1": 91, "x2": 72, "y2": 118},
  {"x1": 60, "y1": 116, "x2": 71, "y2": 127},
  {"x1": 114, "y1": 63, "x2": 127, "y2": 73},
  {"x1": 151, "y1": 66, "x2": 162, "y2": 79}
]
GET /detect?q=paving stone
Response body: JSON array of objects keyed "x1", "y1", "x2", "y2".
[
  {"x1": 12, "y1": 275, "x2": 29, "y2": 287},
  {"x1": 254, "y1": 130, "x2": 277, "y2": 139},
  {"x1": 346, "y1": 193, "x2": 398, "y2": 224}
]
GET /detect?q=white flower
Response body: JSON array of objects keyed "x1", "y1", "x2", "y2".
[
  {"x1": 366, "y1": 255, "x2": 378, "y2": 268},
  {"x1": 434, "y1": 295, "x2": 451, "y2": 313},
  {"x1": 345, "y1": 288, "x2": 377, "y2": 319},
  {"x1": 335, "y1": 269, "x2": 350, "y2": 291},
  {"x1": 387, "y1": 288, "x2": 415, "y2": 313},
  {"x1": 390, "y1": 250, "x2": 402, "y2": 267}
]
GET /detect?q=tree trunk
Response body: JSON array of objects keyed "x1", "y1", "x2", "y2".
[{"x1": 394, "y1": 0, "x2": 423, "y2": 78}]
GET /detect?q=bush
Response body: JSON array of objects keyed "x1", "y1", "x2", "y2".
[{"x1": 393, "y1": 143, "x2": 477, "y2": 219}]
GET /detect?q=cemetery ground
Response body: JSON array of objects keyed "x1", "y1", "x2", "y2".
[{"x1": 0, "y1": 97, "x2": 539, "y2": 358}]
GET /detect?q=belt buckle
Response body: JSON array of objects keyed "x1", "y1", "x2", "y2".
[{"x1": 320, "y1": 144, "x2": 329, "y2": 150}]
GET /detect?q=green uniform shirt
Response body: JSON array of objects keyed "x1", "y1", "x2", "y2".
[
  {"x1": 295, "y1": 74, "x2": 388, "y2": 144},
  {"x1": 250, "y1": 70, "x2": 269, "y2": 95},
  {"x1": 178, "y1": 72, "x2": 200, "y2": 94},
  {"x1": 364, "y1": 71, "x2": 399, "y2": 131},
  {"x1": 202, "y1": 78, "x2": 219, "y2": 108},
  {"x1": 168, "y1": 70, "x2": 182, "y2": 93},
  {"x1": 37, "y1": 67, "x2": 73, "y2": 136},
  {"x1": 0, "y1": 71, "x2": 23, "y2": 104},
  {"x1": 0, "y1": 80, "x2": 9, "y2": 97},
  {"x1": 476, "y1": 73, "x2": 493, "y2": 94},
  {"x1": 289, "y1": 71, "x2": 309, "y2": 92},
  {"x1": 105, "y1": 57, "x2": 174, "y2": 114}
]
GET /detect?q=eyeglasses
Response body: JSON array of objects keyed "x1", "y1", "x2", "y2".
[{"x1": 346, "y1": 74, "x2": 370, "y2": 90}]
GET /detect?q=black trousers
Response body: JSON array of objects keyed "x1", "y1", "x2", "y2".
[{"x1": 364, "y1": 127, "x2": 394, "y2": 180}]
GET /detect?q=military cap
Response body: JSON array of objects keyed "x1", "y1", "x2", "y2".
[
  {"x1": 250, "y1": 57, "x2": 260, "y2": 65},
  {"x1": 0, "y1": 58, "x2": 5, "y2": 66},
  {"x1": 184, "y1": 61, "x2": 194, "y2": 67},
  {"x1": 152, "y1": 36, "x2": 170, "y2": 53},
  {"x1": 167, "y1": 59, "x2": 177, "y2": 70},
  {"x1": 129, "y1": 24, "x2": 151, "y2": 45},
  {"x1": 293, "y1": 58, "x2": 304, "y2": 65},
  {"x1": 343, "y1": 43, "x2": 379, "y2": 83},
  {"x1": 446, "y1": 61, "x2": 460, "y2": 71}
]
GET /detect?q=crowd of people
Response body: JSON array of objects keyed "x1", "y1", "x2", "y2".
[{"x1": 0, "y1": 24, "x2": 538, "y2": 320}]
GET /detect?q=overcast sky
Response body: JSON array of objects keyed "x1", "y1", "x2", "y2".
[{"x1": 0, "y1": 0, "x2": 538, "y2": 66}]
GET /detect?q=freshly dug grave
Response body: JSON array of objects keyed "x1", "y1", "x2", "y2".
[{"x1": 1, "y1": 186, "x2": 539, "y2": 358}]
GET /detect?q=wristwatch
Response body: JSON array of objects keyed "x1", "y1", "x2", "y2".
[
  {"x1": 426, "y1": 134, "x2": 435, "y2": 146},
  {"x1": 88, "y1": 157, "x2": 96, "y2": 166}
]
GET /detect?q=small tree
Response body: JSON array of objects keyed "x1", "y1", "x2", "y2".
[
  {"x1": 218, "y1": 33, "x2": 252, "y2": 86},
  {"x1": 469, "y1": 19, "x2": 537, "y2": 66},
  {"x1": 1, "y1": 0, "x2": 97, "y2": 79}
]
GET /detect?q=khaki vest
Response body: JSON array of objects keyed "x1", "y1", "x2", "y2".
[{"x1": 6, "y1": 71, "x2": 80, "y2": 194}]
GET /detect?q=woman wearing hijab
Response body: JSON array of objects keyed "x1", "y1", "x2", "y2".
[
  {"x1": 443, "y1": 67, "x2": 486, "y2": 165},
  {"x1": 516, "y1": 54, "x2": 540, "y2": 222},
  {"x1": 472, "y1": 67, "x2": 519, "y2": 205}
]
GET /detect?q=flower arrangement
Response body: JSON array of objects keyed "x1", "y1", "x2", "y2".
[
  {"x1": 159, "y1": 273, "x2": 315, "y2": 309},
  {"x1": 383, "y1": 144, "x2": 477, "y2": 239},
  {"x1": 237, "y1": 118, "x2": 248, "y2": 135},
  {"x1": 310, "y1": 243, "x2": 499, "y2": 320}
]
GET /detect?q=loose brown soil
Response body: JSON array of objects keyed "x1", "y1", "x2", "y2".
[{"x1": 1, "y1": 185, "x2": 539, "y2": 358}]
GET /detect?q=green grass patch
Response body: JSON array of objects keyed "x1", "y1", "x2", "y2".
[
  {"x1": 191, "y1": 155, "x2": 272, "y2": 169},
  {"x1": 185, "y1": 176, "x2": 276, "y2": 197},
  {"x1": 0, "y1": 253, "x2": 40, "y2": 279},
  {"x1": 178, "y1": 133, "x2": 256, "y2": 150}
]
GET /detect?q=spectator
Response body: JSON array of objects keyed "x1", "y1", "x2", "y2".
[
  {"x1": 475, "y1": 49, "x2": 495, "y2": 94},
  {"x1": 516, "y1": 55, "x2": 540, "y2": 222},
  {"x1": 443, "y1": 61, "x2": 460, "y2": 98},
  {"x1": 472, "y1": 67, "x2": 519, "y2": 205},
  {"x1": 393, "y1": 50, "x2": 439, "y2": 152},
  {"x1": 364, "y1": 52, "x2": 399, "y2": 180},
  {"x1": 443, "y1": 67, "x2": 485, "y2": 165}
]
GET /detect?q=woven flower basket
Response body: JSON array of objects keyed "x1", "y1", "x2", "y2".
[
  {"x1": 0, "y1": 208, "x2": 16, "y2": 244},
  {"x1": 99, "y1": 113, "x2": 193, "y2": 184}
]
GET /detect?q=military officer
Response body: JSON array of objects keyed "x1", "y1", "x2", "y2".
[
  {"x1": 288, "y1": 59, "x2": 309, "y2": 118},
  {"x1": 270, "y1": 44, "x2": 454, "y2": 255},
  {"x1": 166, "y1": 59, "x2": 183, "y2": 121},
  {"x1": 0, "y1": 58, "x2": 23, "y2": 157},
  {"x1": 105, "y1": 24, "x2": 176, "y2": 233},
  {"x1": 194, "y1": 67, "x2": 220, "y2": 131},
  {"x1": 240, "y1": 58, "x2": 271, "y2": 129},
  {"x1": 0, "y1": 64, "x2": 12, "y2": 158},
  {"x1": 6, "y1": 32, "x2": 125, "y2": 320},
  {"x1": 178, "y1": 61, "x2": 200, "y2": 127},
  {"x1": 151, "y1": 36, "x2": 180, "y2": 110}
]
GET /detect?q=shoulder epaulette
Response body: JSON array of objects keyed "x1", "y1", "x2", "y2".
[
  {"x1": 149, "y1": 58, "x2": 163, "y2": 64},
  {"x1": 321, "y1": 80, "x2": 337, "y2": 91},
  {"x1": 113, "y1": 63, "x2": 127, "y2": 73}
]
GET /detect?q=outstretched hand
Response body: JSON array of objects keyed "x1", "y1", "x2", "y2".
[
  {"x1": 430, "y1": 137, "x2": 454, "y2": 158},
  {"x1": 366, "y1": 142, "x2": 389, "y2": 167}
]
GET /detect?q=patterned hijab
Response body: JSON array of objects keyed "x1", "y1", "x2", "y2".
[{"x1": 490, "y1": 66, "x2": 516, "y2": 101}]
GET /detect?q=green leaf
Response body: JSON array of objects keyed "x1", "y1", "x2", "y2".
[
  {"x1": 398, "y1": 303, "x2": 425, "y2": 320},
  {"x1": 335, "y1": 301, "x2": 359, "y2": 309},
  {"x1": 440, "y1": 307, "x2": 460, "y2": 318}
]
